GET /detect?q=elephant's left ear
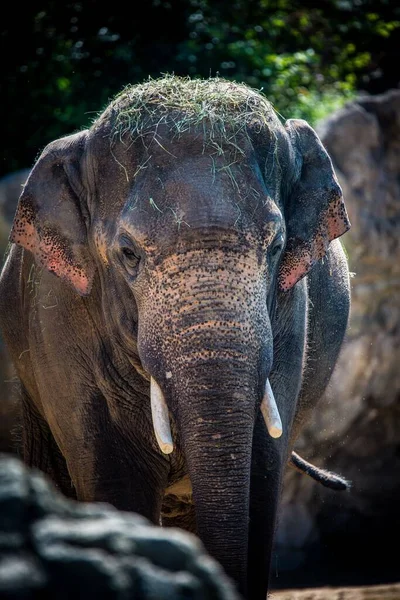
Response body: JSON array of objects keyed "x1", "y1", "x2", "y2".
[{"x1": 278, "y1": 119, "x2": 350, "y2": 291}]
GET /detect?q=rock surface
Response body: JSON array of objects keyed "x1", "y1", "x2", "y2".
[
  {"x1": 0, "y1": 170, "x2": 29, "y2": 453},
  {"x1": 275, "y1": 90, "x2": 400, "y2": 588},
  {"x1": 0, "y1": 454, "x2": 239, "y2": 599},
  {"x1": 0, "y1": 169, "x2": 29, "y2": 225}
]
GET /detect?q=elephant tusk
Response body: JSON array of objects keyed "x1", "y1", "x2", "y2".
[
  {"x1": 261, "y1": 378, "x2": 283, "y2": 439},
  {"x1": 150, "y1": 377, "x2": 174, "y2": 455}
]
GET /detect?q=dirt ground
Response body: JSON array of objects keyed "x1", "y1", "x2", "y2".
[{"x1": 271, "y1": 583, "x2": 400, "y2": 599}]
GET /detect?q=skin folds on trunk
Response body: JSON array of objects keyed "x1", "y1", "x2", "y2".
[{"x1": 171, "y1": 353, "x2": 258, "y2": 597}]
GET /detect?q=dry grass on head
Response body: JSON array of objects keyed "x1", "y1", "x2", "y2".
[{"x1": 98, "y1": 74, "x2": 280, "y2": 152}]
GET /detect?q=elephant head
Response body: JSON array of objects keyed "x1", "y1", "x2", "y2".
[{"x1": 9, "y1": 77, "x2": 349, "y2": 597}]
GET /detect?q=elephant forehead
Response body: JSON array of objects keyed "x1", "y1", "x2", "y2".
[{"x1": 119, "y1": 155, "x2": 282, "y2": 250}]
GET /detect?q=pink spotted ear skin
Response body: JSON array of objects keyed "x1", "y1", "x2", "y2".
[
  {"x1": 278, "y1": 196, "x2": 350, "y2": 292},
  {"x1": 326, "y1": 193, "x2": 351, "y2": 240},
  {"x1": 11, "y1": 228, "x2": 93, "y2": 297},
  {"x1": 9, "y1": 130, "x2": 95, "y2": 297},
  {"x1": 278, "y1": 243, "x2": 313, "y2": 292},
  {"x1": 32, "y1": 230, "x2": 93, "y2": 297},
  {"x1": 278, "y1": 120, "x2": 351, "y2": 292},
  {"x1": 11, "y1": 196, "x2": 93, "y2": 297}
]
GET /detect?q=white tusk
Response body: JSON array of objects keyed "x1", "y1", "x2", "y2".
[
  {"x1": 261, "y1": 378, "x2": 283, "y2": 439},
  {"x1": 150, "y1": 377, "x2": 174, "y2": 454}
]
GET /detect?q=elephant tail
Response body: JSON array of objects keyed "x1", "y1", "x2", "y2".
[{"x1": 289, "y1": 451, "x2": 351, "y2": 491}]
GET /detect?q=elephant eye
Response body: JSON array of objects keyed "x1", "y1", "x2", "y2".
[
  {"x1": 122, "y1": 247, "x2": 138, "y2": 259},
  {"x1": 121, "y1": 246, "x2": 141, "y2": 269}
]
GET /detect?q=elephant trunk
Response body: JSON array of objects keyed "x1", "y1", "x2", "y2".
[
  {"x1": 137, "y1": 248, "x2": 275, "y2": 596},
  {"x1": 173, "y1": 358, "x2": 256, "y2": 595}
]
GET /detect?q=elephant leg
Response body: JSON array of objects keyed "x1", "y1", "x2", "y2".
[
  {"x1": 248, "y1": 412, "x2": 285, "y2": 600},
  {"x1": 60, "y1": 402, "x2": 170, "y2": 524},
  {"x1": 21, "y1": 386, "x2": 76, "y2": 499}
]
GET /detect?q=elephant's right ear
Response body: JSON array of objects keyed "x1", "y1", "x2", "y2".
[{"x1": 10, "y1": 130, "x2": 95, "y2": 296}]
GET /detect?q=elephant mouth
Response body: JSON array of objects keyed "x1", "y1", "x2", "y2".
[{"x1": 150, "y1": 375, "x2": 282, "y2": 455}]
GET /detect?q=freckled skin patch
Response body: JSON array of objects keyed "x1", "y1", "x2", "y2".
[
  {"x1": 138, "y1": 246, "x2": 270, "y2": 382},
  {"x1": 11, "y1": 201, "x2": 91, "y2": 296},
  {"x1": 278, "y1": 194, "x2": 351, "y2": 291}
]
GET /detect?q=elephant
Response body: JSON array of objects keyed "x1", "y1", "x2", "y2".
[{"x1": 0, "y1": 76, "x2": 351, "y2": 599}]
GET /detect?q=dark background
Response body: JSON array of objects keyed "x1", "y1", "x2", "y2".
[{"x1": 1, "y1": 0, "x2": 399, "y2": 177}]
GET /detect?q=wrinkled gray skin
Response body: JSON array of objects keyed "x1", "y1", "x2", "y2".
[{"x1": 0, "y1": 80, "x2": 350, "y2": 599}]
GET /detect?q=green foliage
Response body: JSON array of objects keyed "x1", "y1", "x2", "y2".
[
  {"x1": 2, "y1": 0, "x2": 399, "y2": 176},
  {"x1": 176, "y1": 0, "x2": 398, "y2": 120}
]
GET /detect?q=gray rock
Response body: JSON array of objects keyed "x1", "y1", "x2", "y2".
[
  {"x1": 0, "y1": 170, "x2": 30, "y2": 454},
  {"x1": 0, "y1": 169, "x2": 30, "y2": 226},
  {"x1": 0, "y1": 455, "x2": 240, "y2": 599}
]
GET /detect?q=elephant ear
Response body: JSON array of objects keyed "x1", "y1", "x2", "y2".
[
  {"x1": 278, "y1": 119, "x2": 350, "y2": 292},
  {"x1": 10, "y1": 130, "x2": 95, "y2": 296}
]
